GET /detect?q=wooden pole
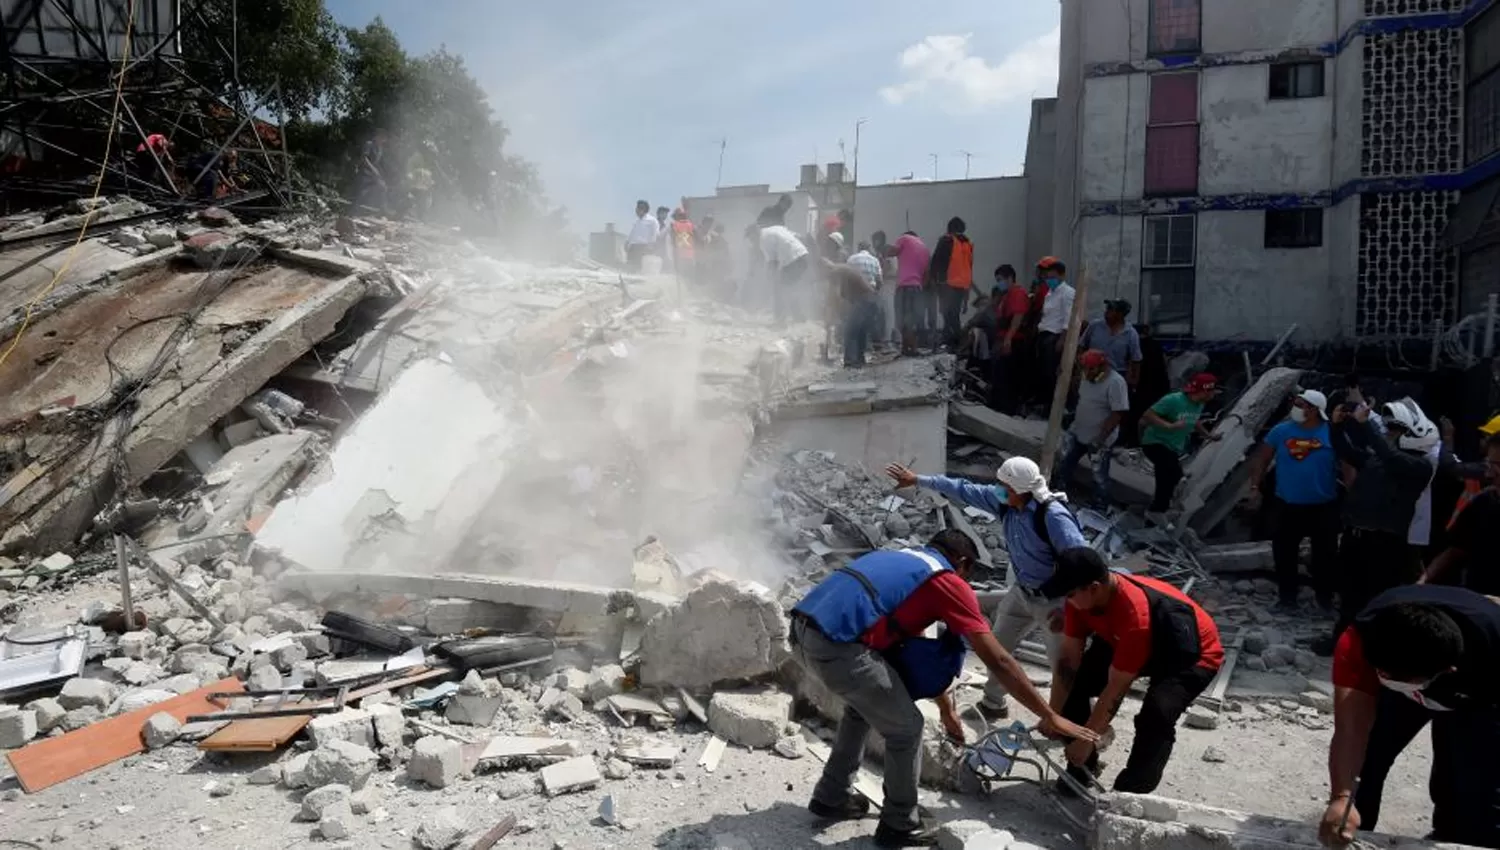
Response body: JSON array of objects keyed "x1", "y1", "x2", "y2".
[
  {"x1": 114, "y1": 535, "x2": 135, "y2": 628},
  {"x1": 1040, "y1": 269, "x2": 1090, "y2": 472}
]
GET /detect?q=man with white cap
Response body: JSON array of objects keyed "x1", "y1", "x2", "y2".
[
  {"x1": 1246, "y1": 388, "x2": 1341, "y2": 612},
  {"x1": 886, "y1": 455, "x2": 1087, "y2": 720}
]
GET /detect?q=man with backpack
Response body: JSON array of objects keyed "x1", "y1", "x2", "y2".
[
  {"x1": 1041, "y1": 547, "x2": 1224, "y2": 795},
  {"x1": 886, "y1": 456, "x2": 1088, "y2": 721},
  {"x1": 791, "y1": 529, "x2": 1097, "y2": 848},
  {"x1": 928, "y1": 217, "x2": 976, "y2": 349}
]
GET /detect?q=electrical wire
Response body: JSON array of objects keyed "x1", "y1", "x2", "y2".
[{"x1": 0, "y1": 0, "x2": 139, "y2": 373}]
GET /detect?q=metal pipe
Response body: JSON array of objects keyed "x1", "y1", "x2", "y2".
[{"x1": 1259, "y1": 323, "x2": 1299, "y2": 367}]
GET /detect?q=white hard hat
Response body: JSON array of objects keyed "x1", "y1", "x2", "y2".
[{"x1": 1380, "y1": 397, "x2": 1438, "y2": 452}]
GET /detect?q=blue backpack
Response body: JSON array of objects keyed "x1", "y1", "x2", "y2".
[{"x1": 834, "y1": 564, "x2": 968, "y2": 699}]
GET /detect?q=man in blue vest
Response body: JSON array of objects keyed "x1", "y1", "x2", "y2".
[
  {"x1": 886, "y1": 456, "x2": 1087, "y2": 721},
  {"x1": 792, "y1": 529, "x2": 1096, "y2": 848}
]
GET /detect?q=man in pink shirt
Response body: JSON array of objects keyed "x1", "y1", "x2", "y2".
[{"x1": 887, "y1": 231, "x2": 931, "y2": 356}]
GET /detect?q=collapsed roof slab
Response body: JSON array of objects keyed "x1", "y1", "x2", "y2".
[{"x1": 0, "y1": 261, "x2": 366, "y2": 553}]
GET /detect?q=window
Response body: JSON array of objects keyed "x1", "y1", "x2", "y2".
[
  {"x1": 1145, "y1": 73, "x2": 1199, "y2": 195},
  {"x1": 1265, "y1": 209, "x2": 1325, "y2": 248},
  {"x1": 1269, "y1": 62, "x2": 1325, "y2": 99},
  {"x1": 1149, "y1": 0, "x2": 1201, "y2": 56},
  {"x1": 1470, "y1": 2, "x2": 1500, "y2": 164},
  {"x1": 1142, "y1": 215, "x2": 1196, "y2": 335}
]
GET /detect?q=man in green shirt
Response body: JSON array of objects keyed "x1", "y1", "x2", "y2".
[{"x1": 1139, "y1": 373, "x2": 1221, "y2": 522}]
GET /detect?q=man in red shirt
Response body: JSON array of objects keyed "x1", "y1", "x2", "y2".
[
  {"x1": 792, "y1": 530, "x2": 1096, "y2": 847},
  {"x1": 1039, "y1": 547, "x2": 1223, "y2": 794},
  {"x1": 989, "y1": 264, "x2": 1032, "y2": 414},
  {"x1": 1320, "y1": 585, "x2": 1500, "y2": 848}
]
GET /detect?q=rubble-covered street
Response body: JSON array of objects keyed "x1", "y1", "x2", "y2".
[{"x1": 0, "y1": 197, "x2": 1444, "y2": 850}]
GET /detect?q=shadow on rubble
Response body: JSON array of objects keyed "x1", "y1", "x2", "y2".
[{"x1": 650, "y1": 783, "x2": 1082, "y2": 849}]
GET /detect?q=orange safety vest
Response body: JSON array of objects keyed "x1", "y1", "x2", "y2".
[
  {"x1": 671, "y1": 221, "x2": 696, "y2": 260},
  {"x1": 948, "y1": 238, "x2": 974, "y2": 288}
]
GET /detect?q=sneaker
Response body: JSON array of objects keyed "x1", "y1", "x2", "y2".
[
  {"x1": 807, "y1": 795, "x2": 871, "y2": 821},
  {"x1": 874, "y1": 823, "x2": 942, "y2": 848}
]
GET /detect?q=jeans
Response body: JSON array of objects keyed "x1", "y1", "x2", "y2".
[
  {"x1": 842, "y1": 299, "x2": 879, "y2": 366},
  {"x1": 938, "y1": 285, "x2": 967, "y2": 347},
  {"x1": 1270, "y1": 498, "x2": 1339, "y2": 605},
  {"x1": 1036, "y1": 332, "x2": 1062, "y2": 411},
  {"x1": 1356, "y1": 688, "x2": 1500, "y2": 847},
  {"x1": 1061, "y1": 639, "x2": 1216, "y2": 793},
  {"x1": 1053, "y1": 432, "x2": 1114, "y2": 505},
  {"x1": 981, "y1": 582, "x2": 1064, "y2": 709},
  {"x1": 1333, "y1": 528, "x2": 1420, "y2": 638},
  {"x1": 774, "y1": 256, "x2": 809, "y2": 323},
  {"x1": 792, "y1": 619, "x2": 925, "y2": 832},
  {"x1": 895, "y1": 286, "x2": 925, "y2": 350},
  {"x1": 919, "y1": 286, "x2": 939, "y2": 346},
  {"x1": 1141, "y1": 443, "x2": 1183, "y2": 513},
  {"x1": 988, "y1": 346, "x2": 1023, "y2": 415}
]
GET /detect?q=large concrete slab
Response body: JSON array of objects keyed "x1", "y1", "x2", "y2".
[
  {"x1": 1095, "y1": 793, "x2": 1479, "y2": 850},
  {"x1": 1180, "y1": 367, "x2": 1302, "y2": 535},
  {"x1": 0, "y1": 265, "x2": 366, "y2": 553},
  {"x1": 770, "y1": 405, "x2": 948, "y2": 480},
  {"x1": 948, "y1": 403, "x2": 1154, "y2": 504}
]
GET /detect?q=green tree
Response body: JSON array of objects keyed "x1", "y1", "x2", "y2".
[{"x1": 183, "y1": 0, "x2": 345, "y2": 118}]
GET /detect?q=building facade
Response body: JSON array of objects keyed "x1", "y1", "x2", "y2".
[{"x1": 1053, "y1": 0, "x2": 1500, "y2": 343}]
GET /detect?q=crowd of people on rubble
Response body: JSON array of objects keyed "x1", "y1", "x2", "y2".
[{"x1": 123, "y1": 132, "x2": 244, "y2": 201}]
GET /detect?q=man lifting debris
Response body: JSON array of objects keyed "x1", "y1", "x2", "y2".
[
  {"x1": 1320, "y1": 585, "x2": 1500, "y2": 848},
  {"x1": 1039, "y1": 547, "x2": 1224, "y2": 795},
  {"x1": 790, "y1": 529, "x2": 1096, "y2": 848}
]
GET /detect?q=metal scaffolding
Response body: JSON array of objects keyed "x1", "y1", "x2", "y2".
[{"x1": 0, "y1": 0, "x2": 292, "y2": 209}]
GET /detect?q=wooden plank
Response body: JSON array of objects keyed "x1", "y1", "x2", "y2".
[
  {"x1": 7, "y1": 678, "x2": 244, "y2": 793},
  {"x1": 470, "y1": 813, "x2": 518, "y2": 850},
  {"x1": 197, "y1": 714, "x2": 311, "y2": 752}
]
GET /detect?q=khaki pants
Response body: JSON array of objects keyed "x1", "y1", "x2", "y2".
[{"x1": 982, "y1": 576, "x2": 1065, "y2": 709}]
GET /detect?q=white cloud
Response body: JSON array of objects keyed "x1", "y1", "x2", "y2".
[{"x1": 879, "y1": 27, "x2": 1060, "y2": 112}]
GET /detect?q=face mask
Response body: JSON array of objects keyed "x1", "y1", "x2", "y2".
[
  {"x1": 1378, "y1": 676, "x2": 1433, "y2": 696},
  {"x1": 1290, "y1": 407, "x2": 1308, "y2": 424},
  {"x1": 1045, "y1": 278, "x2": 1061, "y2": 290},
  {"x1": 993, "y1": 485, "x2": 1009, "y2": 502}
]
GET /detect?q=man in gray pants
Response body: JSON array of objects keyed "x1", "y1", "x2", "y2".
[{"x1": 791, "y1": 529, "x2": 1095, "y2": 847}]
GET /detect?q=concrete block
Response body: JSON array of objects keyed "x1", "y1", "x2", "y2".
[
  {"x1": 367, "y1": 703, "x2": 406, "y2": 748},
  {"x1": 307, "y1": 707, "x2": 374, "y2": 748},
  {"x1": 408, "y1": 736, "x2": 464, "y2": 788},
  {"x1": 638, "y1": 579, "x2": 789, "y2": 691},
  {"x1": 119, "y1": 630, "x2": 155, "y2": 659},
  {"x1": 142, "y1": 712, "x2": 181, "y2": 749},
  {"x1": 0, "y1": 708, "x2": 38, "y2": 748},
  {"x1": 541, "y1": 755, "x2": 602, "y2": 796},
  {"x1": 1196, "y1": 541, "x2": 1274, "y2": 574},
  {"x1": 317, "y1": 801, "x2": 355, "y2": 840},
  {"x1": 247, "y1": 665, "x2": 282, "y2": 692},
  {"x1": 555, "y1": 667, "x2": 590, "y2": 696},
  {"x1": 247, "y1": 764, "x2": 281, "y2": 785},
  {"x1": 585, "y1": 664, "x2": 626, "y2": 702},
  {"x1": 1181, "y1": 367, "x2": 1303, "y2": 534},
  {"x1": 708, "y1": 690, "x2": 793, "y2": 749},
  {"x1": 303, "y1": 740, "x2": 377, "y2": 790},
  {"x1": 299, "y1": 783, "x2": 350, "y2": 821},
  {"x1": 415, "y1": 807, "x2": 469, "y2": 850},
  {"x1": 59, "y1": 677, "x2": 118, "y2": 710},
  {"x1": 424, "y1": 597, "x2": 519, "y2": 634},
  {"x1": 1184, "y1": 706, "x2": 1219, "y2": 730},
  {"x1": 24, "y1": 697, "x2": 64, "y2": 733},
  {"x1": 283, "y1": 751, "x2": 313, "y2": 788},
  {"x1": 939, "y1": 821, "x2": 1014, "y2": 850},
  {"x1": 445, "y1": 693, "x2": 503, "y2": 726}
]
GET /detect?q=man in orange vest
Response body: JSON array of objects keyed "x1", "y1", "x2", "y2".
[
  {"x1": 929, "y1": 217, "x2": 975, "y2": 350},
  {"x1": 670, "y1": 208, "x2": 696, "y2": 284}
]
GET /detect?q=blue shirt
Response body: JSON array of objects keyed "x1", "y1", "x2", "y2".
[
  {"x1": 916, "y1": 475, "x2": 1087, "y2": 590},
  {"x1": 1264, "y1": 420, "x2": 1338, "y2": 505}
]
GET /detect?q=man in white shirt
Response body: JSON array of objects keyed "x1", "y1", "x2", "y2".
[
  {"x1": 625, "y1": 200, "x2": 660, "y2": 272},
  {"x1": 759, "y1": 224, "x2": 810, "y2": 323},
  {"x1": 1035, "y1": 256, "x2": 1076, "y2": 415}
]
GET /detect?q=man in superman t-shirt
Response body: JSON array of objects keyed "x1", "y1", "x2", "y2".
[{"x1": 1248, "y1": 389, "x2": 1341, "y2": 610}]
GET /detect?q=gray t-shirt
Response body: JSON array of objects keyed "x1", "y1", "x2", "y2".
[
  {"x1": 1081, "y1": 322, "x2": 1142, "y2": 372},
  {"x1": 1071, "y1": 370, "x2": 1131, "y2": 446}
]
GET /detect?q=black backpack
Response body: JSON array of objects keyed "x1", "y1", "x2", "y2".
[{"x1": 1031, "y1": 496, "x2": 1081, "y2": 553}]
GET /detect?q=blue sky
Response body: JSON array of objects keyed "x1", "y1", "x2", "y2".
[{"x1": 326, "y1": 0, "x2": 1060, "y2": 231}]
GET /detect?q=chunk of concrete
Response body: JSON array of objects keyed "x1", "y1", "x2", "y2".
[
  {"x1": 1180, "y1": 367, "x2": 1303, "y2": 533},
  {"x1": 416, "y1": 807, "x2": 469, "y2": 850},
  {"x1": 408, "y1": 735, "x2": 464, "y2": 789},
  {"x1": 938, "y1": 821, "x2": 1014, "y2": 850},
  {"x1": 1183, "y1": 706, "x2": 1219, "y2": 730},
  {"x1": 59, "y1": 677, "x2": 118, "y2": 710},
  {"x1": 540, "y1": 755, "x2": 601, "y2": 796},
  {"x1": 283, "y1": 751, "x2": 313, "y2": 788},
  {"x1": 303, "y1": 739, "x2": 377, "y2": 790},
  {"x1": 638, "y1": 579, "x2": 789, "y2": 691},
  {"x1": 367, "y1": 703, "x2": 406, "y2": 748},
  {"x1": 708, "y1": 690, "x2": 793, "y2": 749},
  {"x1": 317, "y1": 801, "x2": 355, "y2": 840},
  {"x1": 119, "y1": 630, "x2": 155, "y2": 659},
  {"x1": 142, "y1": 712, "x2": 182, "y2": 749},
  {"x1": 25, "y1": 697, "x2": 65, "y2": 733},
  {"x1": 585, "y1": 664, "x2": 626, "y2": 702},
  {"x1": 307, "y1": 707, "x2": 374, "y2": 748},
  {"x1": 445, "y1": 693, "x2": 503, "y2": 726},
  {"x1": 0, "y1": 708, "x2": 38, "y2": 748},
  {"x1": 299, "y1": 783, "x2": 351, "y2": 821}
]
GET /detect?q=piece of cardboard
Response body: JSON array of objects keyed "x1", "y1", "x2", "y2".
[{"x1": 7, "y1": 678, "x2": 244, "y2": 793}]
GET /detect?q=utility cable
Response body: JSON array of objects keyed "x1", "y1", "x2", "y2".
[{"x1": 0, "y1": 0, "x2": 139, "y2": 373}]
